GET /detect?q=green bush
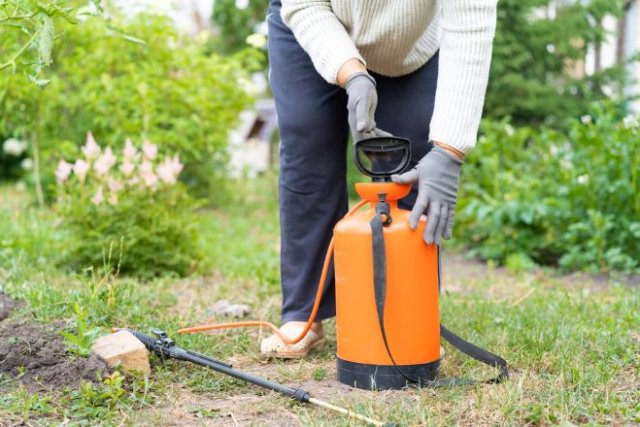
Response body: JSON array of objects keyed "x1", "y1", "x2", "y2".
[
  {"x1": 55, "y1": 133, "x2": 203, "y2": 277},
  {"x1": 457, "y1": 103, "x2": 640, "y2": 273},
  {"x1": 0, "y1": 11, "x2": 253, "y2": 198}
]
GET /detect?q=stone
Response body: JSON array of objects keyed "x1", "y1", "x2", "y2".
[
  {"x1": 91, "y1": 330, "x2": 150, "y2": 374},
  {"x1": 206, "y1": 299, "x2": 252, "y2": 318}
]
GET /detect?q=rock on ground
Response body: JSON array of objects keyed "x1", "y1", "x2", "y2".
[{"x1": 91, "y1": 330, "x2": 150, "y2": 374}]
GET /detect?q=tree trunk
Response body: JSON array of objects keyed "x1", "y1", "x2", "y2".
[
  {"x1": 616, "y1": 1, "x2": 633, "y2": 65},
  {"x1": 594, "y1": 18, "x2": 602, "y2": 72}
]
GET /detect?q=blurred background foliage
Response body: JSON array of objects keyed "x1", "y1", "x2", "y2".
[
  {"x1": 459, "y1": 103, "x2": 640, "y2": 272},
  {"x1": 1, "y1": 0, "x2": 639, "y2": 274},
  {"x1": 487, "y1": 0, "x2": 628, "y2": 127},
  {"x1": 210, "y1": 0, "x2": 266, "y2": 54}
]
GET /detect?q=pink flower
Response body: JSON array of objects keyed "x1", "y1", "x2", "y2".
[
  {"x1": 82, "y1": 132, "x2": 101, "y2": 159},
  {"x1": 156, "y1": 155, "x2": 184, "y2": 185},
  {"x1": 157, "y1": 159, "x2": 177, "y2": 184},
  {"x1": 170, "y1": 155, "x2": 183, "y2": 175},
  {"x1": 73, "y1": 159, "x2": 90, "y2": 182},
  {"x1": 139, "y1": 160, "x2": 157, "y2": 188},
  {"x1": 94, "y1": 147, "x2": 117, "y2": 176},
  {"x1": 139, "y1": 160, "x2": 153, "y2": 175},
  {"x1": 55, "y1": 160, "x2": 72, "y2": 184},
  {"x1": 123, "y1": 138, "x2": 137, "y2": 160},
  {"x1": 91, "y1": 186, "x2": 104, "y2": 205},
  {"x1": 142, "y1": 140, "x2": 157, "y2": 160},
  {"x1": 142, "y1": 172, "x2": 158, "y2": 188},
  {"x1": 120, "y1": 161, "x2": 135, "y2": 176},
  {"x1": 108, "y1": 178, "x2": 123, "y2": 193},
  {"x1": 127, "y1": 176, "x2": 140, "y2": 187}
]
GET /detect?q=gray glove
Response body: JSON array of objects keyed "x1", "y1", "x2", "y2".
[
  {"x1": 391, "y1": 146, "x2": 463, "y2": 245},
  {"x1": 344, "y1": 72, "x2": 390, "y2": 142}
]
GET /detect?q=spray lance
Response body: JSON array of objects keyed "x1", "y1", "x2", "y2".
[{"x1": 116, "y1": 328, "x2": 395, "y2": 427}]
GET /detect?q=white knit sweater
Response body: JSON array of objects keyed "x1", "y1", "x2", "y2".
[{"x1": 280, "y1": 0, "x2": 498, "y2": 153}]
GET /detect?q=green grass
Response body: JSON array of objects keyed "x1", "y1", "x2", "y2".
[{"x1": 0, "y1": 178, "x2": 638, "y2": 426}]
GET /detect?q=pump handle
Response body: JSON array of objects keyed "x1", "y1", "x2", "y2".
[{"x1": 354, "y1": 136, "x2": 411, "y2": 181}]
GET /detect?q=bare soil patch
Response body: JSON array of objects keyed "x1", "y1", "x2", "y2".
[
  {"x1": 0, "y1": 294, "x2": 109, "y2": 391},
  {"x1": 0, "y1": 293, "x2": 20, "y2": 321}
]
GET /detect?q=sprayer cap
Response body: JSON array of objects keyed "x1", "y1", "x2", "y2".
[{"x1": 354, "y1": 137, "x2": 411, "y2": 182}]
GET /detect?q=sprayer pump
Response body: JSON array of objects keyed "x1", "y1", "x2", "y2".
[{"x1": 354, "y1": 136, "x2": 411, "y2": 182}]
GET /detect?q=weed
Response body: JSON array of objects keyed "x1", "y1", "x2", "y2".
[
  {"x1": 60, "y1": 302, "x2": 100, "y2": 357},
  {"x1": 312, "y1": 367, "x2": 327, "y2": 381},
  {"x1": 0, "y1": 390, "x2": 54, "y2": 420}
]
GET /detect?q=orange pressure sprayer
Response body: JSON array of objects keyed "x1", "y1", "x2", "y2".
[
  {"x1": 178, "y1": 137, "x2": 508, "y2": 391},
  {"x1": 333, "y1": 137, "x2": 440, "y2": 389},
  {"x1": 334, "y1": 137, "x2": 508, "y2": 389}
]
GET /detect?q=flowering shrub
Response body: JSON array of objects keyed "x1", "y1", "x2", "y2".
[
  {"x1": 55, "y1": 132, "x2": 203, "y2": 277},
  {"x1": 1, "y1": 12, "x2": 253, "y2": 200}
]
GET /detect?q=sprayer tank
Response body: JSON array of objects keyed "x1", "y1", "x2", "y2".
[{"x1": 333, "y1": 182, "x2": 441, "y2": 389}]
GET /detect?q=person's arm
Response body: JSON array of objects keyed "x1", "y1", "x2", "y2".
[
  {"x1": 281, "y1": 0, "x2": 365, "y2": 86},
  {"x1": 337, "y1": 59, "x2": 367, "y2": 87},
  {"x1": 282, "y1": 2, "x2": 388, "y2": 140},
  {"x1": 429, "y1": 0, "x2": 498, "y2": 154},
  {"x1": 393, "y1": 0, "x2": 497, "y2": 244}
]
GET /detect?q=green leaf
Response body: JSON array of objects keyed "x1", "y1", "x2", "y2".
[
  {"x1": 122, "y1": 35, "x2": 146, "y2": 45},
  {"x1": 29, "y1": 74, "x2": 51, "y2": 87},
  {"x1": 38, "y1": 15, "x2": 54, "y2": 65}
]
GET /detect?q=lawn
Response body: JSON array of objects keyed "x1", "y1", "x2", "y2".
[{"x1": 0, "y1": 177, "x2": 638, "y2": 426}]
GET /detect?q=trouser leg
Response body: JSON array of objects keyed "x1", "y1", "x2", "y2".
[{"x1": 268, "y1": 1, "x2": 350, "y2": 323}]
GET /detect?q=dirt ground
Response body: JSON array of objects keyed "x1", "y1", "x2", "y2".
[
  {"x1": 131, "y1": 360, "x2": 403, "y2": 427},
  {"x1": 0, "y1": 294, "x2": 109, "y2": 391}
]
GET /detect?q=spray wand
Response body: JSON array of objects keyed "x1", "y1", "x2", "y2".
[{"x1": 116, "y1": 328, "x2": 394, "y2": 427}]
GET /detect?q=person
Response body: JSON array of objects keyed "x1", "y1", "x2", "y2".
[{"x1": 260, "y1": 0, "x2": 498, "y2": 357}]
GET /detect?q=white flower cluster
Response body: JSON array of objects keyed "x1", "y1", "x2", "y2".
[
  {"x1": 2, "y1": 138, "x2": 28, "y2": 157},
  {"x1": 56, "y1": 132, "x2": 184, "y2": 206}
]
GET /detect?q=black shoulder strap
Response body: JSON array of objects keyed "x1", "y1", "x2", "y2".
[{"x1": 370, "y1": 212, "x2": 509, "y2": 387}]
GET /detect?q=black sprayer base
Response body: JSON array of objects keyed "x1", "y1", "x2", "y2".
[{"x1": 337, "y1": 357, "x2": 440, "y2": 390}]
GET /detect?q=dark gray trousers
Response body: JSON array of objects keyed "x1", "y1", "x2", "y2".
[{"x1": 268, "y1": 0, "x2": 438, "y2": 322}]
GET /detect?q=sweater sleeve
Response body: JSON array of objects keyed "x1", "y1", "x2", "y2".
[
  {"x1": 429, "y1": 0, "x2": 497, "y2": 154},
  {"x1": 280, "y1": 0, "x2": 364, "y2": 85}
]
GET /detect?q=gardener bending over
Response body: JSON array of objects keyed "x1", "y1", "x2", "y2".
[{"x1": 261, "y1": 0, "x2": 498, "y2": 357}]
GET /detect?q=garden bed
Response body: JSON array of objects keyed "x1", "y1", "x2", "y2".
[{"x1": 0, "y1": 294, "x2": 109, "y2": 391}]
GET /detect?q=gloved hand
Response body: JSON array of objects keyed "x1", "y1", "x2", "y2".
[
  {"x1": 344, "y1": 72, "x2": 390, "y2": 142},
  {"x1": 391, "y1": 146, "x2": 463, "y2": 245}
]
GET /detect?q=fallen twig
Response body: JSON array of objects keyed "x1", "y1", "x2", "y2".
[{"x1": 510, "y1": 288, "x2": 535, "y2": 306}]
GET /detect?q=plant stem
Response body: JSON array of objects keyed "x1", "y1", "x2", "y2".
[
  {"x1": 32, "y1": 132, "x2": 45, "y2": 207},
  {"x1": 0, "y1": 13, "x2": 34, "y2": 22},
  {"x1": 0, "y1": 28, "x2": 39, "y2": 72}
]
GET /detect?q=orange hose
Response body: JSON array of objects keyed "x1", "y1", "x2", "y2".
[{"x1": 177, "y1": 199, "x2": 369, "y2": 345}]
